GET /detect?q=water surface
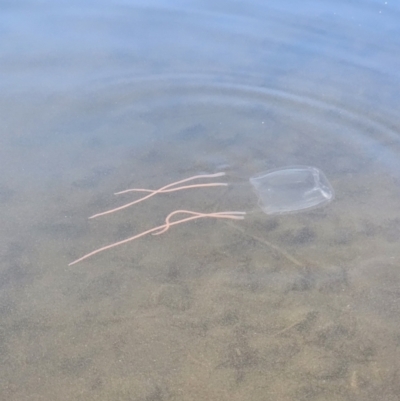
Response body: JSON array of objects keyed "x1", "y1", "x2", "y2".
[{"x1": 1, "y1": 1, "x2": 400, "y2": 400}]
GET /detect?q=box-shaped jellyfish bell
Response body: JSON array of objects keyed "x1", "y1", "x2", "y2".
[{"x1": 249, "y1": 166, "x2": 334, "y2": 215}]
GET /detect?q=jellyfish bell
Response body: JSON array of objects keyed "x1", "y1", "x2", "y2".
[{"x1": 249, "y1": 166, "x2": 334, "y2": 215}]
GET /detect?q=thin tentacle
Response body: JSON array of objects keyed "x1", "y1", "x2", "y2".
[
  {"x1": 89, "y1": 172, "x2": 227, "y2": 219},
  {"x1": 69, "y1": 210, "x2": 245, "y2": 266}
]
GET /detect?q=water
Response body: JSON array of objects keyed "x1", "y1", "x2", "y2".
[{"x1": 1, "y1": 1, "x2": 400, "y2": 400}]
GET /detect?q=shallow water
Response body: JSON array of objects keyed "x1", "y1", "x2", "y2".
[{"x1": 1, "y1": 1, "x2": 400, "y2": 400}]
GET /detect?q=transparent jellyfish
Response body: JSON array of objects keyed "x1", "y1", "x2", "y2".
[
  {"x1": 249, "y1": 166, "x2": 334, "y2": 215},
  {"x1": 70, "y1": 167, "x2": 334, "y2": 265}
]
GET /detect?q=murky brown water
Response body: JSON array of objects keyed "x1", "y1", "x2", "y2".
[{"x1": 1, "y1": 1, "x2": 400, "y2": 400}]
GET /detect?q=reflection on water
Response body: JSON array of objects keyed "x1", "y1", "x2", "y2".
[{"x1": 1, "y1": 0, "x2": 400, "y2": 400}]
